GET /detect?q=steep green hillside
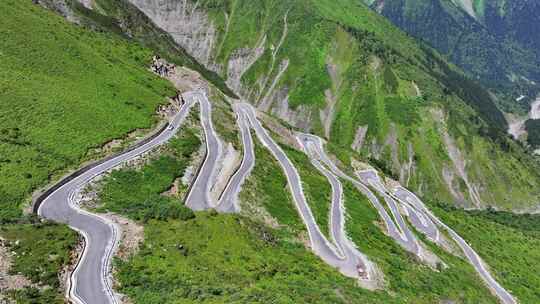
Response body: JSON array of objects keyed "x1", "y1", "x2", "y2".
[
  {"x1": 98, "y1": 132, "x2": 499, "y2": 303},
  {"x1": 0, "y1": 0, "x2": 176, "y2": 222},
  {"x1": 365, "y1": 0, "x2": 540, "y2": 113},
  {"x1": 2, "y1": 221, "x2": 78, "y2": 303},
  {"x1": 107, "y1": 0, "x2": 540, "y2": 209},
  {"x1": 434, "y1": 204, "x2": 540, "y2": 302}
]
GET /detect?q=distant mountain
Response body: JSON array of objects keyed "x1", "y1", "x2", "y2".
[{"x1": 365, "y1": 0, "x2": 540, "y2": 114}]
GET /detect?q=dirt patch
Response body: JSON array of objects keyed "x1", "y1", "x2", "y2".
[
  {"x1": 320, "y1": 88, "x2": 337, "y2": 139},
  {"x1": 258, "y1": 112, "x2": 303, "y2": 150},
  {"x1": 0, "y1": 238, "x2": 33, "y2": 302},
  {"x1": 351, "y1": 159, "x2": 373, "y2": 172},
  {"x1": 161, "y1": 177, "x2": 181, "y2": 198},
  {"x1": 101, "y1": 214, "x2": 144, "y2": 261},
  {"x1": 78, "y1": 0, "x2": 94, "y2": 9},
  {"x1": 432, "y1": 108, "x2": 483, "y2": 208},
  {"x1": 351, "y1": 125, "x2": 368, "y2": 152},
  {"x1": 166, "y1": 66, "x2": 208, "y2": 92},
  {"x1": 210, "y1": 143, "x2": 241, "y2": 203}
]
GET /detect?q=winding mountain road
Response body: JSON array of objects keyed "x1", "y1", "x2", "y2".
[
  {"x1": 392, "y1": 187, "x2": 517, "y2": 304},
  {"x1": 37, "y1": 97, "x2": 197, "y2": 304},
  {"x1": 298, "y1": 134, "x2": 420, "y2": 255},
  {"x1": 36, "y1": 86, "x2": 516, "y2": 304},
  {"x1": 238, "y1": 103, "x2": 377, "y2": 281},
  {"x1": 216, "y1": 104, "x2": 255, "y2": 213},
  {"x1": 295, "y1": 134, "x2": 515, "y2": 304},
  {"x1": 356, "y1": 170, "x2": 421, "y2": 255},
  {"x1": 297, "y1": 134, "x2": 377, "y2": 283},
  {"x1": 184, "y1": 90, "x2": 223, "y2": 211}
]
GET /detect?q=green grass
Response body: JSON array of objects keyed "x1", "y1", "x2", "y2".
[
  {"x1": 0, "y1": 0, "x2": 176, "y2": 222},
  {"x1": 341, "y1": 180, "x2": 499, "y2": 303},
  {"x1": 0, "y1": 220, "x2": 79, "y2": 303},
  {"x1": 282, "y1": 145, "x2": 332, "y2": 238},
  {"x1": 108, "y1": 167, "x2": 500, "y2": 304},
  {"x1": 239, "y1": 139, "x2": 304, "y2": 232},
  {"x1": 114, "y1": 212, "x2": 397, "y2": 304},
  {"x1": 209, "y1": 88, "x2": 241, "y2": 149},
  {"x1": 96, "y1": 125, "x2": 201, "y2": 222},
  {"x1": 433, "y1": 204, "x2": 540, "y2": 303}
]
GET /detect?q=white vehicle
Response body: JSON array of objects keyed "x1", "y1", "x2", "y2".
[{"x1": 167, "y1": 125, "x2": 174, "y2": 131}]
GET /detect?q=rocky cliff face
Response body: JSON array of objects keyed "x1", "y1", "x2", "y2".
[
  {"x1": 129, "y1": 0, "x2": 220, "y2": 72},
  {"x1": 127, "y1": 0, "x2": 309, "y2": 128}
]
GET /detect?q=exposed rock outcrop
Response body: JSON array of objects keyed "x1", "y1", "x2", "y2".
[
  {"x1": 209, "y1": 143, "x2": 241, "y2": 203},
  {"x1": 432, "y1": 108, "x2": 483, "y2": 208},
  {"x1": 351, "y1": 125, "x2": 368, "y2": 152},
  {"x1": 129, "y1": 0, "x2": 221, "y2": 72},
  {"x1": 226, "y1": 35, "x2": 267, "y2": 93}
]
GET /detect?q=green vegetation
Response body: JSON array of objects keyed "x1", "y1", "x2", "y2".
[
  {"x1": 239, "y1": 139, "x2": 304, "y2": 232},
  {"x1": 434, "y1": 203, "x2": 540, "y2": 302},
  {"x1": 283, "y1": 145, "x2": 332, "y2": 238},
  {"x1": 0, "y1": 0, "x2": 175, "y2": 222},
  {"x1": 367, "y1": 0, "x2": 540, "y2": 113},
  {"x1": 525, "y1": 119, "x2": 540, "y2": 147},
  {"x1": 1, "y1": 220, "x2": 78, "y2": 303},
  {"x1": 69, "y1": 0, "x2": 237, "y2": 98},
  {"x1": 341, "y1": 180, "x2": 498, "y2": 303},
  {"x1": 106, "y1": 137, "x2": 502, "y2": 303},
  {"x1": 115, "y1": 212, "x2": 390, "y2": 304},
  {"x1": 97, "y1": 125, "x2": 201, "y2": 222}
]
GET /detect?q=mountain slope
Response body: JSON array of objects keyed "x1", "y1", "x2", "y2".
[
  {"x1": 1, "y1": 2, "x2": 539, "y2": 303},
  {"x1": 365, "y1": 0, "x2": 540, "y2": 114},
  {"x1": 0, "y1": 0, "x2": 176, "y2": 222},
  {"x1": 85, "y1": 0, "x2": 540, "y2": 210}
]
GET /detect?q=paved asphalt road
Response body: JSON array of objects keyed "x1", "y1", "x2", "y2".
[
  {"x1": 393, "y1": 187, "x2": 517, "y2": 304},
  {"x1": 239, "y1": 103, "x2": 365, "y2": 276},
  {"x1": 217, "y1": 104, "x2": 255, "y2": 213},
  {"x1": 297, "y1": 134, "x2": 376, "y2": 282},
  {"x1": 402, "y1": 202, "x2": 440, "y2": 242},
  {"x1": 37, "y1": 86, "x2": 516, "y2": 304},
  {"x1": 300, "y1": 134, "x2": 420, "y2": 256},
  {"x1": 295, "y1": 134, "x2": 516, "y2": 303},
  {"x1": 184, "y1": 90, "x2": 222, "y2": 211},
  {"x1": 356, "y1": 170, "x2": 420, "y2": 255},
  {"x1": 38, "y1": 97, "x2": 197, "y2": 304}
]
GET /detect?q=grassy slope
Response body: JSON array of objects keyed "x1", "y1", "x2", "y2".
[
  {"x1": 434, "y1": 204, "x2": 540, "y2": 302},
  {"x1": 341, "y1": 181, "x2": 497, "y2": 303},
  {"x1": 116, "y1": 213, "x2": 395, "y2": 304},
  {"x1": 0, "y1": 0, "x2": 175, "y2": 222},
  {"x1": 102, "y1": 131, "x2": 501, "y2": 303},
  {"x1": 96, "y1": 123, "x2": 200, "y2": 222},
  {"x1": 180, "y1": 0, "x2": 540, "y2": 210},
  {"x1": 283, "y1": 145, "x2": 332, "y2": 239},
  {"x1": 239, "y1": 139, "x2": 304, "y2": 232},
  {"x1": 1, "y1": 221, "x2": 78, "y2": 303}
]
